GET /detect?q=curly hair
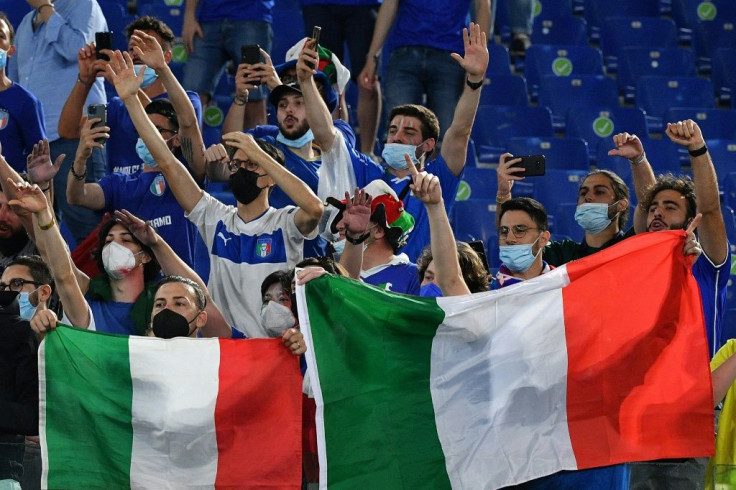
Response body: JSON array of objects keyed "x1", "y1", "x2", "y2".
[
  {"x1": 640, "y1": 173, "x2": 697, "y2": 223},
  {"x1": 416, "y1": 241, "x2": 489, "y2": 294},
  {"x1": 125, "y1": 16, "x2": 175, "y2": 51},
  {"x1": 388, "y1": 104, "x2": 440, "y2": 143}
]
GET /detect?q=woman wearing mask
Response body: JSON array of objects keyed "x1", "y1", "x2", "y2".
[{"x1": 9, "y1": 180, "x2": 231, "y2": 338}]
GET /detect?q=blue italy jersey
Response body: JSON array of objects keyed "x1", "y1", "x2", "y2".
[
  {"x1": 693, "y1": 245, "x2": 731, "y2": 357},
  {"x1": 0, "y1": 82, "x2": 46, "y2": 171},
  {"x1": 361, "y1": 256, "x2": 420, "y2": 295}
]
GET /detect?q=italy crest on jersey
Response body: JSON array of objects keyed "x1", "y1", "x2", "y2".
[
  {"x1": 149, "y1": 174, "x2": 166, "y2": 196},
  {"x1": 0, "y1": 109, "x2": 9, "y2": 130},
  {"x1": 256, "y1": 238, "x2": 272, "y2": 258}
]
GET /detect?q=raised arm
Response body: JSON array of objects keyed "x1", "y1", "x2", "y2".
[
  {"x1": 8, "y1": 181, "x2": 91, "y2": 328},
  {"x1": 222, "y1": 131, "x2": 324, "y2": 235},
  {"x1": 667, "y1": 120, "x2": 728, "y2": 264},
  {"x1": 66, "y1": 116, "x2": 107, "y2": 209},
  {"x1": 107, "y1": 50, "x2": 204, "y2": 213},
  {"x1": 130, "y1": 30, "x2": 207, "y2": 184},
  {"x1": 337, "y1": 188, "x2": 372, "y2": 280},
  {"x1": 441, "y1": 22, "x2": 489, "y2": 176},
  {"x1": 608, "y1": 132, "x2": 655, "y2": 234},
  {"x1": 359, "y1": 0, "x2": 399, "y2": 91},
  {"x1": 296, "y1": 40, "x2": 338, "y2": 151},
  {"x1": 114, "y1": 210, "x2": 231, "y2": 338},
  {"x1": 58, "y1": 43, "x2": 104, "y2": 139},
  {"x1": 408, "y1": 155, "x2": 470, "y2": 296}
]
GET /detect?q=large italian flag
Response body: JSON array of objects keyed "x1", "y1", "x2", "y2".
[
  {"x1": 39, "y1": 329, "x2": 303, "y2": 489},
  {"x1": 298, "y1": 231, "x2": 714, "y2": 489}
]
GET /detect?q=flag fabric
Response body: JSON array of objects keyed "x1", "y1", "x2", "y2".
[
  {"x1": 39, "y1": 327, "x2": 303, "y2": 489},
  {"x1": 297, "y1": 231, "x2": 714, "y2": 489}
]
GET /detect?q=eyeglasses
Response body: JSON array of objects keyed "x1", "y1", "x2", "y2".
[
  {"x1": 227, "y1": 158, "x2": 259, "y2": 173},
  {"x1": 155, "y1": 126, "x2": 178, "y2": 137},
  {"x1": 0, "y1": 278, "x2": 40, "y2": 292},
  {"x1": 498, "y1": 225, "x2": 539, "y2": 239}
]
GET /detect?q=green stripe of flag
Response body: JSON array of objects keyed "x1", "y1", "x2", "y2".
[
  {"x1": 305, "y1": 276, "x2": 451, "y2": 488},
  {"x1": 43, "y1": 326, "x2": 134, "y2": 489}
]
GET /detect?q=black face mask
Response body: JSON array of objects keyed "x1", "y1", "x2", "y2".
[
  {"x1": 151, "y1": 308, "x2": 197, "y2": 339},
  {"x1": 0, "y1": 290, "x2": 19, "y2": 308},
  {"x1": 229, "y1": 168, "x2": 264, "y2": 205}
]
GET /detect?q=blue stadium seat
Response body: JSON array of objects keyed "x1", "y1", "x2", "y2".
[
  {"x1": 534, "y1": 0, "x2": 575, "y2": 21},
  {"x1": 524, "y1": 45, "x2": 604, "y2": 102},
  {"x1": 722, "y1": 171, "x2": 736, "y2": 211},
  {"x1": 566, "y1": 107, "x2": 648, "y2": 163},
  {"x1": 507, "y1": 137, "x2": 590, "y2": 171},
  {"x1": 0, "y1": 2, "x2": 32, "y2": 29},
  {"x1": 594, "y1": 142, "x2": 635, "y2": 189},
  {"x1": 636, "y1": 76, "x2": 715, "y2": 133},
  {"x1": 138, "y1": 3, "x2": 184, "y2": 36},
  {"x1": 538, "y1": 74, "x2": 618, "y2": 129},
  {"x1": 452, "y1": 199, "x2": 497, "y2": 244},
  {"x1": 472, "y1": 105, "x2": 554, "y2": 164},
  {"x1": 552, "y1": 202, "x2": 584, "y2": 241},
  {"x1": 671, "y1": 0, "x2": 736, "y2": 31},
  {"x1": 456, "y1": 167, "x2": 497, "y2": 201},
  {"x1": 706, "y1": 139, "x2": 736, "y2": 184},
  {"x1": 599, "y1": 17, "x2": 679, "y2": 72},
  {"x1": 640, "y1": 137, "x2": 688, "y2": 174},
  {"x1": 692, "y1": 19, "x2": 736, "y2": 73},
  {"x1": 479, "y1": 74, "x2": 529, "y2": 106},
  {"x1": 487, "y1": 43, "x2": 512, "y2": 75},
  {"x1": 712, "y1": 47, "x2": 736, "y2": 104},
  {"x1": 533, "y1": 169, "x2": 588, "y2": 213},
  {"x1": 531, "y1": 17, "x2": 589, "y2": 46},
  {"x1": 466, "y1": 139, "x2": 479, "y2": 168},
  {"x1": 617, "y1": 47, "x2": 696, "y2": 104},
  {"x1": 201, "y1": 96, "x2": 231, "y2": 147},
  {"x1": 582, "y1": 0, "x2": 662, "y2": 41},
  {"x1": 665, "y1": 108, "x2": 736, "y2": 140}
]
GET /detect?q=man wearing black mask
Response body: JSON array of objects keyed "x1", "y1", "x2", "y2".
[
  {"x1": 106, "y1": 47, "x2": 323, "y2": 339},
  {"x1": 0, "y1": 286, "x2": 39, "y2": 488}
]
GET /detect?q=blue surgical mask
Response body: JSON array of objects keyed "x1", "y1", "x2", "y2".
[
  {"x1": 420, "y1": 282, "x2": 443, "y2": 298},
  {"x1": 575, "y1": 202, "x2": 618, "y2": 234},
  {"x1": 0, "y1": 49, "x2": 7, "y2": 71},
  {"x1": 332, "y1": 239, "x2": 345, "y2": 257},
  {"x1": 134, "y1": 64, "x2": 158, "y2": 89},
  {"x1": 18, "y1": 291, "x2": 37, "y2": 321},
  {"x1": 499, "y1": 235, "x2": 542, "y2": 273},
  {"x1": 276, "y1": 129, "x2": 314, "y2": 148},
  {"x1": 135, "y1": 137, "x2": 157, "y2": 167},
  {"x1": 381, "y1": 142, "x2": 423, "y2": 170}
]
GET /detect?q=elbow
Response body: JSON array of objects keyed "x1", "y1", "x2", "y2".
[
  {"x1": 66, "y1": 187, "x2": 79, "y2": 206},
  {"x1": 306, "y1": 201, "x2": 324, "y2": 222}
]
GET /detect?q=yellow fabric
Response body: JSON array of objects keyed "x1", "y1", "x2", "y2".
[{"x1": 707, "y1": 339, "x2": 736, "y2": 488}]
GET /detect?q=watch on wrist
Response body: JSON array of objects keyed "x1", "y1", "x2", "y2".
[
  {"x1": 466, "y1": 77, "x2": 483, "y2": 90},
  {"x1": 688, "y1": 145, "x2": 708, "y2": 157},
  {"x1": 345, "y1": 232, "x2": 369, "y2": 245}
]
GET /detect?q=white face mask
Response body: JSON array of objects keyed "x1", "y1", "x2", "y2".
[
  {"x1": 260, "y1": 301, "x2": 296, "y2": 337},
  {"x1": 102, "y1": 241, "x2": 142, "y2": 280}
]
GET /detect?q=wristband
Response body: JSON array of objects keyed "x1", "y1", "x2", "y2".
[
  {"x1": 70, "y1": 166, "x2": 86, "y2": 181},
  {"x1": 466, "y1": 77, "x2": 483, "y2": 90},
  {"x1": 233, "y1": 95, "x2": 248, "y2": 106},
  {"x1": 38, "y1": 216, "x2": 56, "y2": 231},
  {"x1": 688, "y1": 145, "x2": 708, "y2": 157},
  {"x1": 345, "y1": 232, "x2": 369, "y2": 245},
  {"x1": 630, "y1": 152, "x2": 646, "y2": 165},
  {"x1": 496, "y1": 193, "x2": 511, "y2": 204},
  {"x1": 77, "y1": 73, "x2": 92, "y2": 86}
]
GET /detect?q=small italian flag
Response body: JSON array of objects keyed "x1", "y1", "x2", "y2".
[
  {"x1": 39, "y1": 329, "x2": 303, "y2": 489},
  {"x1": 298, "y1": 231, "x2": 714, "y2": 489}
]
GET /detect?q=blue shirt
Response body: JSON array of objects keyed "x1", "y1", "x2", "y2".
[
  {"x1": 361, "y1": 259, "x2": 420, "y2": 295},
  {"x1": 0, "y1": 82, "x2": 46, "y2": 171},
  {"x1": 106, "y1": 91, "x2": 202, "y2": 175},
  {"x1": 198, "y1": 0, "x2": 274, "y2": 23},
  {"x1": 88, "y1": 299, "x2": 137, "y2": 336},
  {"x1": 693, "y1": 246, "x2": 731, "y2": 357},
  {"x1": 388, "y1": 0, "x2": 471, "y2": 53},
  {"x1": 301, "y1": 0, "x2": 381, "y2": 5},
  {"x1": 384, "y1": 153, "x2": 462, "y2": 262},
  {"x1": 97, "y1": 171, "x2": 200, "y2": 267},
  {"x1": 8, "y1": 0, "x2": 107, "y2": 141}
]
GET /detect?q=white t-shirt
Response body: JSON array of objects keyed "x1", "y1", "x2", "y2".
[{"x1": 187, "y1": 192, "x2": 315, "y2": 338}]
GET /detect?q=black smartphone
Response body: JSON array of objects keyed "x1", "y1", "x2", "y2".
[
  {"x1": 95, "y1": 31, "x2": 113, "y2": 61},
  {"x1": 507, "y1": 154, "x2": 546, "y2": 177},
  {"x1": 241, "y1": 44, "x2": 261, "y2": 65},
  {"x1": 306, "y1": 26, "x2": 321, "y2": 69},
  {"x1": 467, "y1": 240, "x2": 490, "y2": 275},
  {"x1": 87, "y1": 104, "x2": 107, "y2": 144}
]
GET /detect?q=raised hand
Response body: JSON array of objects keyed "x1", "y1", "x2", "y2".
[
  {"x1": 76, "y1": 116, "x2": 109, "y2": 162},
  {"x1": 296, "y1": 41, "x2": 319, "y2": 82},
  {"x1": 7, "y1": 179, "x2": 49, "y2": 214},
  {"x1": 497, "y1": 152, "x2": 525, "y2": 197},
  {"x1": 342, "y1": 187, "x2": 372, "y2": 238},
  {"x1": 222, "y1": 131, "x2": 268, "y2": 163},
  {"x1": 450, "y1": 22, "x2": 489, "y2": 79},
  {"x1": 26, "y1": 139, "x2": 64, "y2": 186},
  {"x1": 129, "y1": 29, "x2": 167, "y2": 72},
  {"x1": 114, "y1": 209, "x2": 159, "y2": 247},
  {"x1": 407, "y1": 154, "x2": 442, "y2": 205},
  {"x1": 105, "y1": 50, "x2": 144, "y2": 100},
  {"x1": 252, "y1": 49, "x2": 281, "y2": 90},
  {"x1": 666, "y1": 119, "x2": 706, "y2": 150},
  {"x1": 608, "y1": 132, "x2": 645, "y2": 161},
  {"x1": 204, "y1": 143, "x2": 229, "y2": 167},
  {"x1": 684, "y1": 213, "x2": 703, "y2": 261}
]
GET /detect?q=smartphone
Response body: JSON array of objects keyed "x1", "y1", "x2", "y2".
[
  {"x1": 506, "y1": 154, "x2": 546, "y2": 177},
  {"x1": 241, "y1": 44, "x2": 261, "y2": 65},
  {"x1": 467, "y1": 240, "x2": 490, "y2": 275},
  {"x1": 95, "y1": 31, "x2": 113, "y2": 61},
  {"x1": 87, "y1": 104, "x2": 107, "y2": 144},
  {"x1": 307, "y1": 26, "x2": 321, "y2": 69}
]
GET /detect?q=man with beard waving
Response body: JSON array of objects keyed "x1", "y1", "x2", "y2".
[{"x1": 107, "y1": 49, "x2": 323, "y2": 339}]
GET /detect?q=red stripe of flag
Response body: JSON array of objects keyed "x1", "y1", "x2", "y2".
[
  {"x1": 562, "y1": 231, "x2": 713, "y2": 468},
  {"x1": 215, "y1": 338, "x2": 303, "y2": 488}
]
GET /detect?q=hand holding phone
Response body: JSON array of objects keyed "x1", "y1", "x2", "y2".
[
  {"x1": 87, "y1": 104, "x2": 107, "y2": 144},
  {"x1": 95, "y1": 32, "x2": 113, "y2": 61},
  {"x1": 306, "y1": 26, "x2": 321, "y2": 69},
  {"x1": 241, "y1": 44, "x2": 262, "y2": 86},
  {"x1": 504, "y1": 154, "x2": 546, "y2": 177}
]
